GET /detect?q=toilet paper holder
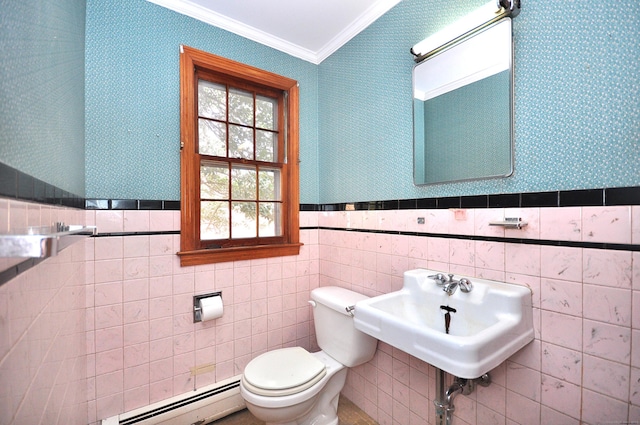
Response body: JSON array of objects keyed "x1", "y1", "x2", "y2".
[{"x1": 193, "y1": 292, "x2": 222, "y2": 323}]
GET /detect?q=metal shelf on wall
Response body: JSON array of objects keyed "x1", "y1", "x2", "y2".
[
  {"x1": 488, "y1": 217, "x2": 527, "y2": 229},
  {"x1": 0, "y1": 223, "x2": 96, "y2": 279}
]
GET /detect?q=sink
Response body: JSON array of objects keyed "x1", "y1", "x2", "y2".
[{"x1": 353, "y1": 269, "x2": 534, "y2": 379}]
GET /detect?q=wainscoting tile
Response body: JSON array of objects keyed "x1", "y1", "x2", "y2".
[
  {"x1": 539, "y1": 207, "x2": 581, "y2": 242},
  {"x1": 582, "y1": 206, "x2": 631, "y2": 244}
]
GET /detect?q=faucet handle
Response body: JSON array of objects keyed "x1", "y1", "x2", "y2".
[
  {"x1": 459, "y1": 278, "x2": 473, "y2": 293},
  {"x1": 429, "y1": 273, "x2": 448, "y2": 285}
]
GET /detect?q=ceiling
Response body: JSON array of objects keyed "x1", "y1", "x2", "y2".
[{"x1": 147, "y1": 0, "x2": 402, "y2": 64}]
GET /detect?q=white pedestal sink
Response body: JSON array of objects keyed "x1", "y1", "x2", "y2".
[{"x1": 353, "y1": 269, "x2": 534, "y2": 379}]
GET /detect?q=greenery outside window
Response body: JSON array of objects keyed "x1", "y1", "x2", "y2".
[{"x1": 178, "y1": 46, "x2": 300, "y2": 266}]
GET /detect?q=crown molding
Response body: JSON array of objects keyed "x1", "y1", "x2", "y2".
[
  {"x1": 147, "y1": 0, "x2": 400, "y2": 64},
  {"x1": 314, "y1": 0, "x2": 401, "y2": 63}
]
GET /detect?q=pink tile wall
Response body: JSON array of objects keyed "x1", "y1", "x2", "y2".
[
  {"x1": 319, "y1": 206, "x2": 640, "y2": 425},
  {"x1": 0, "y1": 199, "x2": 88, "y2": 425},
  {"x1": 5, "y1": 201, "x2": 637, "y2": 425},
  {"x1": 85, "y1": 209, "x2": 320, "y2": 423}
]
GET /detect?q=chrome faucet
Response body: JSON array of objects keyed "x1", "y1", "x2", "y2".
[
  {"x1": 429, "y1": 273, "x2": 473, "y2": 296},
  {"x1": 442, "y1": 276, "x2": 459, "y2": 296}
]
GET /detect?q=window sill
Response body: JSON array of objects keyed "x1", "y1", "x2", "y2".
[{"x1": 177, "y1": 243, "x2": 303, "y2": 266}]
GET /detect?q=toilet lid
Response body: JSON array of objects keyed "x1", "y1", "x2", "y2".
[{"x1": 243, "y1": 347, "x2": 326, "y2": 396}]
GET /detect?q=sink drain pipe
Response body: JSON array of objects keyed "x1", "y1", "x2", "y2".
[{"x1": 434, "y1": 369, "x2": 491, "y2": 425}]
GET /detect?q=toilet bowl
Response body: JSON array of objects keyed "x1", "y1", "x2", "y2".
[
  {"x1": 240, "y1": 349, "x2": 345, "y2": 425},
  {"x1": 239, "y1": 286, "x2": 378, "y2": 425}
]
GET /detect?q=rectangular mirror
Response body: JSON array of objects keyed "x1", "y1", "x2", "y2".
[{"x1": 413, "y1": 18, "x2": 514, "y2": 185}]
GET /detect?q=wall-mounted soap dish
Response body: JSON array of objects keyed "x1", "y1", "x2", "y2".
[{"x1": 489, "y1": 217, "x2": 527, "y2": 229}]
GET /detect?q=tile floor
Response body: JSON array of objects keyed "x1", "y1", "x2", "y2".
[{"x1": 209, "y1": 396, "x2": 378, "y2": 425}]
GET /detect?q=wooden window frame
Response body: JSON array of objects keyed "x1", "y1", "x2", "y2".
[{"x1": 178, "y1": 46, "x2": 300, "y2": 266}]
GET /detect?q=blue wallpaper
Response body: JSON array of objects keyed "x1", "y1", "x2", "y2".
[
  {"x1": 85, "y1": 0, "x2": 640, "y2": 204},
  {"x1": 85, "y1": 0, "x2": 319, "y2": 202},
  {"x1": 318, "y1": 0, "x2": 640, "y2": 203},
  {"x1": 0, "y1": 0, "x2": 86, "y2": 196}
]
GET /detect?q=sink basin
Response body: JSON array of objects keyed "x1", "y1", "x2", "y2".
[{"x1": 354, "y1": 269, "x2": 534, "y2": 379}]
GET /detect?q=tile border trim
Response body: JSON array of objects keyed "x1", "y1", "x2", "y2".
[
  {"x1": 92, "y1": 231, "x2": 180, "y2": 238},
  {"x1": 85, "y1": 199, "x2": 180, "y2": 210},
  {"x1": 85, "y1": 185, "x2": 640, "y2": 212},
  {"x1": 303, "y1": 226, "x2": 640, "y2": 252},
  {"x1": 0, "y1": 162, "x2": 84, "y2": 208},
  {"x1": 300, "y1": 186, "x2": 640, "y2": 211},
  {"x1": 2, "y1": 162, "x2": 639, "y2": 212},
  {"x1": 0, "y1": 258, "x2": 46, "y2": 287}
]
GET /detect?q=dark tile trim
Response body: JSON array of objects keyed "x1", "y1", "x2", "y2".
[
  {"x1": 85, "y1": 199, "x2": 181, "y2": 211},
  {"x1": 488, "y1": 193, "x2": 520, "y2": 208},
  {"x1": 606, "y1": 186, "x2": 640, "y2": 206},
  {"x1": 111, "y1": 199, "x2": 138, "y2": 210},
  {"x1": 163, "y1": 201, "x2": 181, "y2": 211},
  {"x1": 4, "y1": 162, "x2": 640, "y2": 214},
  {"x1": 559, "y1": 189, "x2": 604, "y2": 207},
  {"x1": 0, "y1": 258, "x2": 46, "y2": 287},
  {"x1": 85, "y1": 199, "x2": 109, "y2": 209},
  {"x1": 416, "y1": 198, "x2": 437, "y2": 209},
  {"x1": 399, "y1": 199, "x2": 417, "y2": 210},
  {"x1": 0, "y1": 162, "x2": 84, "y2": 208},
  {"x1": 521, "y1": 191, "x2": 559, "y2": 207},
  {"x1": 92, "y1": 231, "x2": 180, "y2": 238},
  {"x1": 461, "y1": 195, "x2": 488, "y2": 209},
  {"x1": 0, "y1": 165, "x2": 17, "y2": 198},
  {"x1": 301, "y1": 186, "x2": 640, "y2": 212},
  {"x1": 301, "y1": 226, "x2": 640, "y2": 252},
  {"x1": 438, "y1": 196, "x2": 461, "y2": 209},
  {"x1": 300, "y1": 204, "x2": 319, "y2": 212}
]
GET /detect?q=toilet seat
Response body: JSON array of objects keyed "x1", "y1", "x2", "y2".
[{"x1": 242, "y1": 347, "x2": 327, "y2": 397}]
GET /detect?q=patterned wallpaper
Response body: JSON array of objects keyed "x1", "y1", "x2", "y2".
[
  {"x1": 85, "y1": 0, "x2": 319, "y2": 202},
  {"x1": 0, "y1": 0, "x2": 86, "y2": 196},
  {"x1": 84, "y1": 0, "x2": 639, "y2": 204},
  {"x1": 318, "y1": 0, "x2": 640, "y2": 203}
]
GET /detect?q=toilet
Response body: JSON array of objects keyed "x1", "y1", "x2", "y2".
[{"x1": 239, "y1": 286, "x2": 378, "y2": 425}]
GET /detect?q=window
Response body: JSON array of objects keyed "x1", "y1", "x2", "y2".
[{"x1": 178, "y1": 46, "x2": 300, "y2": 266}]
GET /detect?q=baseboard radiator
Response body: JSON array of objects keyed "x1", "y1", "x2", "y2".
[{"x1": 102, "y1": 376, "x2": 246, "y2": 425}]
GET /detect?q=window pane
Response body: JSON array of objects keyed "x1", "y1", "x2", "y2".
[
  {"x1": 259, "y1": 202, "x2": 282, "y2": 237},
  {"x1": 201, "y1": 201, "x2": 229, "y2": 240},
  {"x1": 256, "y1": 130, "x2": 276, "y2": 162},
  {"x1": 229, "y1": 88, "x2": 253, "y2": 126},
  {"x1": 258, "y1": 168, "x2": 280, "y2": 201},
  {"x1": 201, "y1": 161, "x2": 228, "y2": 199},
  {"x1": 231, "y1": 166, "x2": 256, "y2": 200},
  {"x1": 232, "y1": 202, "x2": 257, "y2": 238},
  {"x1": 198, "y1": 80, "x2": 226, "y2": 120},
  {"x1": 229, "y1": 125, "x2": 254, "y2": 160},
  {"x1": 256, "y1": 96, "x2": 277, "y2": 130},
  {"x1": 199, "y1": 119, "x2": 226, "y2": 156}
]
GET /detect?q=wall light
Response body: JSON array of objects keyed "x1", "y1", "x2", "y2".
[
  {"x1": 412, "y1": 17, "x2": 512, "y2": 101},
  {"x1": 410, "y1": 0, "x2": 520, "y2": 62}
]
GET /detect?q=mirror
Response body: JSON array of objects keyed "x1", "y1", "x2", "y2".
[{"x1": 413, "y1": 18, "x2": 514, "y2": 185}]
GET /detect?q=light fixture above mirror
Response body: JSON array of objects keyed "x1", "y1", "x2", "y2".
[{"x1": 411, "y1": 0, "x2": 520, "y2": 62}]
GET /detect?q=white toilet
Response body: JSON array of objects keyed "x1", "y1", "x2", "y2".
[{"x1": 239, "y1": 286, "x2": 378, "y2": 425}]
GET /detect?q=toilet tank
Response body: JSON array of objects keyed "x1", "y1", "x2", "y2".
[{"x1": 310, "y1": 286, "x2": 378, "y2": 367}]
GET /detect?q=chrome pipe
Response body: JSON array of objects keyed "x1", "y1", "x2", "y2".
[
  {"x1": 434, "y1": 368, "x2": 451, "y2": 425},
  {"x1": 434, "y1": 369, "x2": 491, "y2": 425}
]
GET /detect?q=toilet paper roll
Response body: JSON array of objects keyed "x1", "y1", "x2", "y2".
[{"x1": 199, "y1": 295, "x2": 224, "y2": 321}]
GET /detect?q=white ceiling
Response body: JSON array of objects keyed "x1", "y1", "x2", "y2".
[{"x1": 147, "y1": 0, "x2": 402, "y2": 64}]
